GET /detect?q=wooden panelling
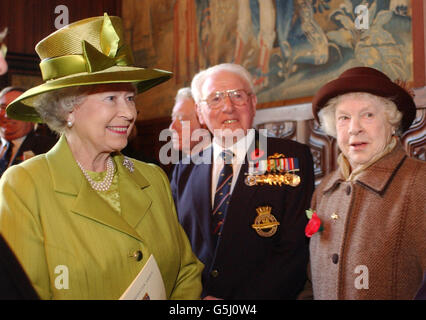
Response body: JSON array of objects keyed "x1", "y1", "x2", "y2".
[
  {"x1": 0, "y1": 0, "x2": 122, "y2": 55},
  {"x1": 134, "y1": 117, "x2": 173, "y2": 174},
  {"x1": 0, "y1": 0, "x2": 122, "y2": 88}
]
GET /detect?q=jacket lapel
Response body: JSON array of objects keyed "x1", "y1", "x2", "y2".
[
  {"x1": 322, "y1": 145, "x2": 408, "y2": 196},
  {"x1": 191, "y1": 147, "x2": 215, "y2": 253},
  {"x1": 46, "y1": 135, "x2": 145, "y2": 242},
  {"x1": 115, "y1": 154, "x2": 152, "y2": 229},
  {"x1": 356, "y1": 145, "x2": 407, "y2": 195},
  {"x1": 322, "y1": 170, "x2": 343, "y2": 194},
  {"x1": 222, "y1": 152, "x2": 259, "y2": 234}
]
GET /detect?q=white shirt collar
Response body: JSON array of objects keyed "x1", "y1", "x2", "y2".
[
  {"x1": 0, "y1": 137, "x2": 8, "y2": 148},
  {"x1": 212, "y1": 129, "x2": 255, "y2": 164}
]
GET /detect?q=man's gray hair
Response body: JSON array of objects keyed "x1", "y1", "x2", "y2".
[
  {"x1": 0, "y1": 86, "x2": 26, "y2": 98},
  {"x1": 175, "y1": 87, "x2": 193, "y2": 102},
  {"x1": 191, "y1": 63, "x2": 255, "y2": 104}
]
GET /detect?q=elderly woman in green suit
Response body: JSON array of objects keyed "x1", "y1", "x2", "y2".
[{"x1": 0, "y1": 14, "x2": 203, "y2": 300}]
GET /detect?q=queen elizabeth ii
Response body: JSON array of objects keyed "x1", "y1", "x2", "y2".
[{"x1": 0, "y1": 14, "x2": 203, "y2": 300}]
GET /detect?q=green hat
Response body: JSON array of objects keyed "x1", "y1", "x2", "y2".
[{"x1": 7, "y1": 13, "x2": 172, "y2": 122}]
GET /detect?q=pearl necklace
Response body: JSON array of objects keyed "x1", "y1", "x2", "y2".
[{"x1": 77, "y1": 157, "x2": 115, "y2": 192}]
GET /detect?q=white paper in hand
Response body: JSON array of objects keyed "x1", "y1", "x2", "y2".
[{"x1": 120, "y1": 254, "x2": 166, "y2": 300}]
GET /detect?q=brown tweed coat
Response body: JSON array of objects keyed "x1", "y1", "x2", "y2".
[{"x1": 309, "y1": 145, "x2": 425, "y2": 299}]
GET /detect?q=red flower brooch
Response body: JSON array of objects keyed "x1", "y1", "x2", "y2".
[
  {"x1": 250, "y1": 148, "x2": 265, "y2": 161},
  {"x1": 305, "y1": 209, "x2": 323, "y2": 238}
]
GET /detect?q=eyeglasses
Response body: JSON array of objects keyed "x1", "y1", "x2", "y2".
[{"x1": 200, "y1": 89, "x2": 252, "y2": 109}]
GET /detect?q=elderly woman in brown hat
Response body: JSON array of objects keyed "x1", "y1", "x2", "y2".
[
  {"x1": 0, "y1": 14, "x2": 203, "y2": 300},
  {"x1": 305, "y1": 66, "x2": 425, "y2": 299}
]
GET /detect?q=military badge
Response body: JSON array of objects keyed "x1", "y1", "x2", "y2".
[
  {"x1": 245, "y1": 152, "x2": 301, "y2": 187},
  {"x1": 251, "y1": 206, "x2": 280, "y2": 237}
]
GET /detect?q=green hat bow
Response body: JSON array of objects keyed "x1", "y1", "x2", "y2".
[{"x1": 40, "y1": 13, "x2": 134, "y2": 81}]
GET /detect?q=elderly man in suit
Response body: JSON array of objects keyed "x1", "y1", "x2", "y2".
[
  {"x1": 0, "y1": 87, "x2": 56, "y2": 176},
  {"x1": 171, "y1": 63, "x2": 315, "y2": 299}
]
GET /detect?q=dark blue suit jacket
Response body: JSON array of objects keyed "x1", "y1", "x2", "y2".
[
  {"x1": 171, "y1": 135, "x2": 315, "y2": 299},
  {"x1": 0, "y1": 130, "x2": 57, "y2": 176}
]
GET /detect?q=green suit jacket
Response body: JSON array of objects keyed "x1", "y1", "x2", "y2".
[{"x1": 0, "y1": 135, "x2": 203, "y2": 299}]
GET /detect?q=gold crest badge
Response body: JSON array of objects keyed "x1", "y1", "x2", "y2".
[{"x1": 251, "y1": 206, "x2": 280, "y2": 237}]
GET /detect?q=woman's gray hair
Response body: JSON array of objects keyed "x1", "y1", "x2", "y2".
[
  {"x1": 33, "y1": 83, "x2": 137, "y2": 135},
  {"x1": 191, "y1": 63, "x2": 254, "y2": 104},
  {"x1": 318, "y1": 92, "x2": 403, "y2": 138},
  {"x1": 33, "y1": 86, "x2": 88, "y2": 134}
]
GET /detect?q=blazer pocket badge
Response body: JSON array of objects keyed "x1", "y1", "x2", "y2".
[
  {"x1": 245, "y1": 153, "x2": 301, "y2": 187},
  {"x1": 251, "y1": 206, "x2": 280, "y2": 237}
]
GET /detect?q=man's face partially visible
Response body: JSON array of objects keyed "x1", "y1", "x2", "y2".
[
  {"x1": 0, "y1": 91, "x2": 33, "y2": 141},
  {"x1": 169, "y1": 98, "x2": 201, "y2": 152}
]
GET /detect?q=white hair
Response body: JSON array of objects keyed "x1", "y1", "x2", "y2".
[
  {"x1": 191, "y1": 63, "x2": 255, "y2": 104},
  {"x1": 175, "y1": 87, "x2": 193, "y2": 102},
  {"x1": 33, "y1": 86, "x2": 88, "y2": 135},
  {"x1": 318, "y1": 92, "x2": 403, "y2": 138},
  {"x1": 33, "y1": 83, "x2": 137, "y2": 134}
]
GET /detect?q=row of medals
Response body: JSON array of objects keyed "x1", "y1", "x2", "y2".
[
  {"x1": 245, "y1": 153, "x2": 301, "y2": 187},
  {"x1": 246, "y1": 153, "x2": 301, "y2": 237}
]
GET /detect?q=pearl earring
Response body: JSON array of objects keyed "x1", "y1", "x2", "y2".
[{"x1": 67, "y1": 121, "x2": 73, "y2": 128}]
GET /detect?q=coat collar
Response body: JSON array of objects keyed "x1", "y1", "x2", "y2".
[
  {"x1": 46, "y1": 135, "x2": 151, "y2": 242},
  {"x1": 322, "y1": 145, "x2": 407, "y2": 196}
]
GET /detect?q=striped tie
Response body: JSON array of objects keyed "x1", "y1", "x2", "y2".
[{"x1": 212, "y1": 150, "x2": 234, "y2": 244}]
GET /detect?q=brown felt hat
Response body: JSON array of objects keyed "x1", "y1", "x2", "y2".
[{"x1": 312, "y1": 67, "x2": 416, "y2": 133}]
